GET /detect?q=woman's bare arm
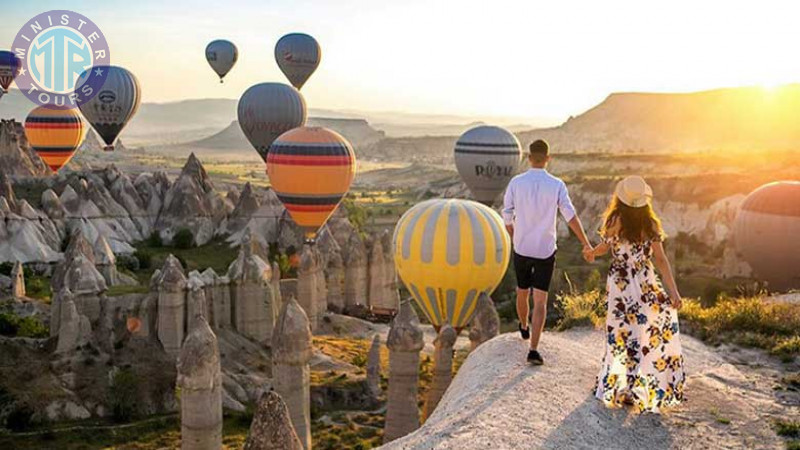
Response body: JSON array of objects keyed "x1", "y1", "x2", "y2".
[{"x1": 652, "y1": 240, "x2": 682, "y2": 310}]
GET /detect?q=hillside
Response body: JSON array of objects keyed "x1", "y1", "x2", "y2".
[
  {"x1": 384, "y1": 331, "x2": 799, "y2": 449},
  {"x1": 520, "y1": 85, "x2": 800, "y2": 153}
]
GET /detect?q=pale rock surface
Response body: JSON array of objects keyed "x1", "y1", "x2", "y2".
[
  {"x1": 297, "y1": 244, "x2": 320, "y2": 331},
  {"x1": 383, "y1": 331, "x2": 797, "y2": 449},
  {"x1": 244, "y1": 390, "x2": 304, "y2": 450},
  {"x1": 157, "y1": 255, "x2": 187, "y2": 357},
  {"x1": 343, "y1": 232, "x2": 368, "y2": 308},
  {"x1": 10, "y1": 260, "x2": 24, "y2": 298},
  {"x1": 56, "y1": 289, "x2": 92, "y2": 354},
  {"x1": 177, "y1": 315, "x2": 223, "y2": 450},
  {"x1": 325, "y1": 250, "x2": 345, "y2": 313},
  {"x1": 200, "y1": 268, "x2": 231, "y2": 329},
  {"x1": 227, "y1": 243, "x2": 276, "y2": 343},
  {"x1": 468, "y1": 293, "x2": 500, "y2": 351},
  {"x1": 424, "y1": 323, "x2": 457, "y2": 420},
  {"x1": 186, "y1": 271, "x2": 209, "y2": 332},
  {"x1": 228, "y1": 182, "x2": 261, "y2": 234},
  {"x1": 384, "y1": 301, "x2": 425, "y2": 443},
  {"x1": 366, "y1": 334, "x2": 382, "y2": 398},
  {"x1": 272, "y1": 298, "x2": 312, "y2": 450}
]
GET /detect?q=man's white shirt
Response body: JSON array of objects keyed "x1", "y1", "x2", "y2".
[{"x1": 502, "y1": 168, "x2": 577, "y2": 259}]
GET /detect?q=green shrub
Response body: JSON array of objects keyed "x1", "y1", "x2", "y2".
[
  {"x1": 133, "y1": 249, "x2": 153, "y2": 270},
  {"x1": 0, "y1": 312, "x2": 48, "y2": 338},
  {"x1": 110, "y1": 368, "x2": 140, "y2": 423},
  {"x1": 775, "y1": 420, "x2": 800, "y2": 438},
  {"x1": 173, "y1": 228, "x2": 194, "y2": 249},
  {"x1": 6, "y1": 403, "x2": 34, "y2": 432},
  {"x1": 0, "y1": 262, "x2": 13, "y2": 276},
  {"x1": 116, "y1": 254, "x2": 140, "y2": 272},
  {"x1": 25, "y1": 275, "x2": 52, "y2": 301},
  {"x1": 146, "y1": 231, "x2": 163, "y2": 248}
]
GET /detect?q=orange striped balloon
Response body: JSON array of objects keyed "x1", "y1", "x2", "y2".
[
  {"x1": 24, "y1": 106, "x2": 86, "y2": 173},
  {"x1": 267, "y1": 127, "x2": 356, "y2": 240}
]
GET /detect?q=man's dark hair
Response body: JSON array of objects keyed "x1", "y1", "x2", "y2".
[{"x1": 529, "y1": 139, "x2": 549, "y2": 157}]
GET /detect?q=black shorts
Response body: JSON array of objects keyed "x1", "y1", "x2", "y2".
[{"x1": 513, "y1": 251, "x2": 556, "y2": 292}]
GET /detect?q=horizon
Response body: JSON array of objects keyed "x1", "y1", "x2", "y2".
[{"x1": 3, "y1": 0, "x2": 800, "y2": 125}]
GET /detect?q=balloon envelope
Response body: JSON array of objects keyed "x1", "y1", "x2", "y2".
[
  {"x1": 0, "y1": 50, "x2": 20, "y2": 93},
  {"x1": 238, "y1": 82, "x2": 307, "y2": 161},
  {"x1": 393, "y1": 199, "x2": 511, "y2": 329},
  {"x1": 77, "y1": 66, "x2": 141, "y2": 151},
  {"x1": 267, "y1": 127, "x2": 356, "y2": 240},
  {"x1": 734, "y1": 181, "x2": 800, "y2": 290},
  {"x1": 24, "y1": 106, "x2": 86, "y2": 173},
  {"x1": 454, "y1": 125, "x2": 522, "y2": 205},
  {"x1": 275, "y1": 33, "x2": 321, "y2": 90},
  {"x1": 205, "y1": 40, "x2": 238, "y2": 82}
]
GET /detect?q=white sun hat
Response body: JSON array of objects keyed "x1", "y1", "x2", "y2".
[{"x1": 615, "y1": 176, "x2": 653, "y2": 207}]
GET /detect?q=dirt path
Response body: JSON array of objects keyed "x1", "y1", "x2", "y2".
[{"x1": 382, "y1": 329, "x2": 800, "y2": 449}]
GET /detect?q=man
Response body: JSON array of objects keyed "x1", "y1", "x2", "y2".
[{"x1": 503, "y1": 139, "x2": 594, "y2": 365}]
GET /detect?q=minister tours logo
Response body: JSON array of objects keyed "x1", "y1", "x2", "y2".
[{"x1": 11, "y1": 10, "x2": 111, "y2": 108}]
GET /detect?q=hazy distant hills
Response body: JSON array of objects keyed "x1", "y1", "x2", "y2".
[{"x1": 519, "y1": 85, "x2": 800, "y2": 153}]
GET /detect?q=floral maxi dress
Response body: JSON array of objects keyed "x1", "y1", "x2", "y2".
[{"x1": 594, "y1": 236, "x2": 685, "y2": 413}]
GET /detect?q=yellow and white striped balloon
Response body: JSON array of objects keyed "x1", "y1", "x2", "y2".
[{"x1": 392, "y1": 199, "x2": 510, "y2": 330}]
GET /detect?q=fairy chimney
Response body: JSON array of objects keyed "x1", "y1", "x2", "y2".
[
  {"x1": 177, "y1": 315, "x2": 222, "y2": 450},
  {"x1": 243, "y1": 390, "x2": 303, "y2": 450},
  {"x1": 296, "y1": 244, "x2": 319, "y2": 331},
  {"x1": 424, "y1": 323, "x2": 457, "y2": 420},
  {"x1": 10, "y1": 261, "x2": 24, "y2": 298},
  {"x1": 343, "y1": 233, "x2": 368, "y2": 308},
  {"x1": 227, "y1": 242, "x2": 276, "y2": 344},
  {"x1": 384, "y1": 300, "x2": 425, "y2": 443},
  {"x1": 366, "y1": 334, "x2": 382, "y2": 399},
  {"x1": 325, "y1": 250, "x2": 345, "y2": 313},
  {"x1": 469, "y1": 293, "x2": 500, "y2": 351},
  {"x1": 157, "y1": 255, "x2": 187, "y2": 357},
  {"x1": 272, "y1": 298, "x2": 312, "y2": 449}
]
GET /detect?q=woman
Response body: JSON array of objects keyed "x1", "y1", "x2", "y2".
[{"x1": 585, "y1": 176, "x2": 685, "y2": 413}]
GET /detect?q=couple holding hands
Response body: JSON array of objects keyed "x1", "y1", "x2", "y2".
[{"x1": 502, "y1": 139, "x2": 685, "y2": 414}]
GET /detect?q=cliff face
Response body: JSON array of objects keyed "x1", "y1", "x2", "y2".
[
  {"x1": 382, "y1": 331, "x2": 796, "y2": 449},
  {"x1": 0, "y1": 120, "x2": 48, "y2": 177}
]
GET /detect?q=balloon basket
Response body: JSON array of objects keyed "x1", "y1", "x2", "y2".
[{"x1": 103, "y1": 145, "x2": 114, "y2": 152}]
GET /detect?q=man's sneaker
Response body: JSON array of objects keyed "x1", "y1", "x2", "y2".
[
  {"x1": 519, "y1": 323, "x2": 530, "y2": 340},
  {"x1": 527, "y1": 349, "x2": 544, "y2": 365}
]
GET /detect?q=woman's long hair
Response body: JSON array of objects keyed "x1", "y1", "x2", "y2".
[{"x1": 600, "y1": 196, "x2": 665, "y2": 243}]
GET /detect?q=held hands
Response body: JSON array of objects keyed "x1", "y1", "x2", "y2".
[
  {"x1": 669, "y1": 292, "x2": 683, "y2": 310},
  {"x1": 582, "y1": 244, "x2": 595, "y2": 263}
]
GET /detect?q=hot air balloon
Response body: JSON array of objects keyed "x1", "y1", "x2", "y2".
[
  {"x1": 275, "y1": 33, "x2": 321, "y2": 90},
  {"x1": 24, "y1": 106, "x2": 86, "y2": 173},
  {"x1": 77, "y1": 66, "x2": 141, "y2": 151},
  {"x1": 267, "y1": 127, "x2": 356, "y2": 241},
  {"x1": 733, "y1": 181, "x2": 800, "y2": 290},
  {"x1": 392, "y1": 199, "x2": 511, "y2": 330},
  {"x1": 454, "y1": 125, "x2": 522, "y2": 205},
  {"x1": 0, "y1": 51, "x2": 20, "y2": 94},
  {"x1": 205, "y1": 40, "x2": 238, "y2": 83},
  {"x1": 238, "y1": 82, "x2": 306, "y2": 161}
]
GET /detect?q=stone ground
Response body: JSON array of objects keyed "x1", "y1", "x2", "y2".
[{"x1": 383, "y1": 329, "x2": 800, "y2": 450}]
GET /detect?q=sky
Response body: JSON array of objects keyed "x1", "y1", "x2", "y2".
[{"x1": 3, "y1": 0, "x2": 800, "y2": 125}]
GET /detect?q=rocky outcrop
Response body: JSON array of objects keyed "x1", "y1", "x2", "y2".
[
  {"x1": 424, "y1": 324, "x2": 457, "y2": 420},
  {"x1": 156, "y1": 153, "x2": 231, "y2": 246},
  {"x1": 325, "y1": 250, "x2": 345, "y2": 313},
  {"x1": 0, "y1": 196, "x2": 62, "y2": 263},
  {"x1": 297, "y1": 245, "x2": 320, "y2": 331},
  {"x1": 10, "y1": 260, "x2": 24, "y2": 298},
  {"x1": 468, "y1": 293, "x2": 500, "y2": 351},
  {"x1": 93, "y1": 235, "x2": 119, "y2": 286},
  {"x1": 200, "y1": 268, "x2": 231, "y2": 329},
  {"x1": 367, "y1": 236, "x2": 399, "y2": 312},
  {"x1": 177, "y1": 315, "x2": 223, "y2": 450},
  {"x1": 156, "y1": 255, "x2": 187, "y2": 357},
  {"x1": 272, "y1": 298, "x2": 312, "y2": 449},
  {"x1": 55, "y1": 288, "x2": 92, "y2": 354},
  {"x1": 343, "y1": 233, "x2": 368, "y2": 309},
  {"x1": 244, "y1": 390, "x2": 304, "y2": 450},
  {"x1": 0, "y1": 120, "x2": 48, "y2": 177},
  {"x1": 366, "y1": 334, "x2": 382, "y2": 398},
  {"x1": 384, "y1": 301, "x2": 424, "y2": 443},
  {"x1": 227, "y1": 242, "x2": 276, "y2": 344},
  {"x1": 186, "y1": 271, "x2": 209, "y2": 333},
  {"x1": 228, "y1": 182, "x2": 261, "y2": 234}
]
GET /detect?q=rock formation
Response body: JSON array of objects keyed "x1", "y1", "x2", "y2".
[
  {"x1": 200, "y1": 268, "x2": 231, "y2": 329},
  {"x1": 367, "y1": 235, "x2": 399, "y2": 313},
  {"x1": 325, "y1": 250, "x2": 345, "y2": 313},
  {"x1": 55, "y1": 288, "x2": 92, "y2": 354},
  {"x1": 424, "y1": 323, "x2": 457, "y2": 420},
  {"x1": 244, "y1": 390, "x2": 303, "y2": 450},
  {"x1": 93, "y1": 235, "x2": 119, "y2": 286},
  {"x1": 228, "y1": 182, "x2": 261, "y2": 234},
  {"x1": 272, "y1": 298, "x2": 312, "y2": 449},
  {"x1": 270, "y1": 261, "x2": 282, "y2": 311},
  {"x1": 186, "y1": 271, "x2": 208, "y2": 333},
  {"x1": 227, "y1": 242, "x2": 276, "y2": 344},
  {"x1": 157, "y1": 255, "x2": 187, "y2": 357},
  {"x1": 156, "y1": 153, "x2": 231, "y2": 246},
  {"x1": 296, "y1": 245, "x2": 320, "y2": 331},
  {"x1": 343, "y1": 232, "x2": 368, "y2": 309},
  {"x1": 380, "y1": 230, "x2": 401, "y2": 311},
  {"x1": 10, "y1": 260, "x2": 24, "y2": 298},
  {"x1": 0, "y1": 120, "x2": 48, "y2": 177},
  {"x1": 469, "y1": 293, "x2": 500, "y2": 351},
  {"x1": 177, "y1": 315, "x2": 222, "y2": 450},
  {"x1": 366, "y1": 334, "x2": 382, "y2": 398},
  {"x1": 384, "y1": 300, "x2": 425, "y2": 443}
]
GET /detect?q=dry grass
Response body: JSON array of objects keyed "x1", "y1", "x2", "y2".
[{"x1": 555, "y1": 289, "x2": 605, "y2": 331}]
